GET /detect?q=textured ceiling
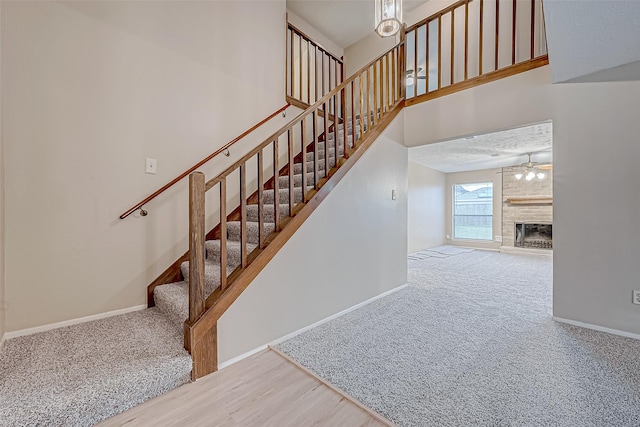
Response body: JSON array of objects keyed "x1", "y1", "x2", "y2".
[
  {"x1": 409, "y1": 121, "x2": 552, "y2": 173},
  {"x1": 287, "y1": 0, "x2": 427, "y2": 48}
]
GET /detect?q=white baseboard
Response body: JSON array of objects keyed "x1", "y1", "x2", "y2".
[
  {"x1": 553, "y1": 316, "x2": 640, "y2": 341},
  {"x1": 217, "y1": 283, "x2": 410, "y2": 369},
  {"x1": 4, "y1": 304, "x2": 148, "y2": 340},
  {"x1": 500, "y1": 246, "x2": 553, "y2": 256}
]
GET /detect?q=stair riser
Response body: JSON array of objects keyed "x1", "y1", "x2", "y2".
[
  {"x1": 227, "y1": 221, "x2": 276, "y2": 245},
  {"x1": 263, "y1": 187, "x2": 305, "y2": 205},
  {"x1": 246, "y1": 204, "x2": 291, "y2": 223},
  {"x1": 204, "y1": 240, "x2": 257, "y2": 265},
  {"x1": 294, "y1": 160, "x2": 334, "y2": 175},
  {"x1": 278, "y1": 172, "x2": 316, "y2": 189}
]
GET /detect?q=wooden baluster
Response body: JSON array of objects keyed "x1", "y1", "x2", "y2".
[
  {"x1": 257, "y1": 151, "x2": 265, "y2": 249},
  {"x1": 219, "y1": 178, "x2": 227, "y2": 289},
  {"x1": 400, "y1": 26, "x2": 406, "y2": 100},
  {"x1": 313, "y1": 111, "x2": 319, "y2": 188},
  {"x1": 512, "y1": 0, "x2": 517, "y2": 65},
  {"x1": 495, "y1": 0, "x2": 500, "y2": 71},
  {"x1": 333, "y1": 93, "x2": 338, "y2": 161},
  {"x1": 438, "y1": 14, "x2": 442, "y2": 89},
  {"x1": 288, "y1": 128, "x2": 294, "y2": 214},
  {"x1": 425, "y1": 21, "x2": 430, "y2": 92},
  {"x1": 385, "y1": 52, "x2": 390, "y2": 110},
  {"x1": 359, "y1": 74, "x2": 364, "y2": 139},
  {"x1": 273, "y1": 140, "x2": 280, "y2": 231},
  {"x1": 291, "y1": 33, "x2": 295, "y2": 98},
  {"x1": 451, "y1": 8, "x2": 455, "y2": 84},
  {"x1": 324, "y1": 101, "x2": 329, "y2": 176},
  {"x1": 301, "y1": 117, "x2": 307, "y2": 201},
  {"x1": 315, "y1": 47, "x2": 319, "y2": 103},
  {"x1": 341, "y1": 88, "x2": 347, "y2": 157},
  {"x1": 479, "y1": 0, "x2": 484, "y2": 75},
  {"x1": 530, "y1": 0, "x2": 535, "y2": 59},
  {"x1": 373, "y1": 64, "x2": 378, "y2": 123},
  {"x1": 392, "y1": 47, "x2": 397, "y2": 101},
  {"x1": 188, "y1": 172, "x2": 205, "y2": 323},
  {"x1": 367, "y1": 68, "x2": 372, "y2": 127},
  {"x1": 322, "y1": 54, "x2": 326, "y2": 97},
  {"x1": 286, "y1": 28, "x2": 290, "y2": 98},
  {"x1": 307, "y1": 40, "x2": 311, "y2": 104},
  {"x1": 350, "y1": 81, "x2": 356, "y2": 147},
  {"x1": 464, "y1": 0, "x2": 469, "y2": 80},
  {"x1": 299, "y1": 35, "x2": 303, "y2": 101},
  {"x1": 413, "y1": 28, "x2": 418, "y2": 98},
  {"x1": 239, "y1": 162, "x2": 247, "y2": 268}
]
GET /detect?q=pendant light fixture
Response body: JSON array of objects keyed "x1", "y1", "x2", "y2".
[{"x1": 375, "y1": 0, "x2": 402, "y2": 37}]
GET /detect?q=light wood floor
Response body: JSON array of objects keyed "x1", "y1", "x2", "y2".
[{"x1": 98, "y1": 348, "x2": 391, "y2": 426}]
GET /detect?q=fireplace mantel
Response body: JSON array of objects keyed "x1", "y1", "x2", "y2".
[{"x1": 506, "y1": 197, "x2": 553, "y2": 205}]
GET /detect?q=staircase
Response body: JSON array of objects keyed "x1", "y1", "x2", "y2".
[{"x1": 152, "y1": 120, "x2": 360, "y2": 355}]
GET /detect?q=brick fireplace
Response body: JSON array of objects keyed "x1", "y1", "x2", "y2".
[{"x1": 502, "y1": 165, "x2": 553, "y2": 249}]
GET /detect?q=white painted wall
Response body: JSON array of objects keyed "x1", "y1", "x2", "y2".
[
  {"x1": 543, "y1": 0, "x2": 640, "y2": 83},
  {"x1": 2, "y1": 0, "x2": 289, "y2": 331},
  {"x1": 404, "y1": 65, "x2": 640, "y2": 335},
  {"x1": 445, "y1": 168, "x2": 503, "y2": 250},
  {"x1": 408, "y1": 161, "x2": 445, "y2": 253},
  {"x1": 218, "y1": 112, "x2": 408, "y2": 363},
  {"x1": 344, "y1": 32, "x2": 398, "y2": 77}
]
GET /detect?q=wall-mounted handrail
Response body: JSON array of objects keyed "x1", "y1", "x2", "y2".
[{"x1": 118, "y1": 103, "x2": 291, "y2": 219}]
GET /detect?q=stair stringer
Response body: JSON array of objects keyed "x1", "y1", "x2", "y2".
[{"x1": 186, "y1": 103, "x2": 405, "y2": 364}]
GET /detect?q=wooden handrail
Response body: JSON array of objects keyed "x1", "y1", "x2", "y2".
[
  {"x1": 404, "y1": 0, "x2": 548, "y2": 105},
  {"x1": 287, "y1": 22, "x2": 343, "y2": 65},
  {"x1": 118, "y1": 103, "x2": 291, "y2": 219},
  {"x1": 185, "y1": 40, "x2": 405, "y2": 378}
]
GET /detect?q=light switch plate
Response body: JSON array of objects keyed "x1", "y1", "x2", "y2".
[{"x1": 145, "y1": 158, "x2": 157, "y2": 174}]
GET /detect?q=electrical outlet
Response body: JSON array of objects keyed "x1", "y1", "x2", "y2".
[
  {"x1": 633, "y1": 290, "x2": 640, "y2": 305},
  {"x1": 145, "y1": 158, "x2": 157, "y2": 174},
  {"x1": 391, "y1": 189, "x2": 397, "y2": 200}
]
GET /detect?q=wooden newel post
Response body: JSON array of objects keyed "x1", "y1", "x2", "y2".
[
  {"x1": 400, "y1": 24, "x2": 407, "y2": 101},
  {"x1": 189, "y1": 172, "x2": 206, "y2": 323}
]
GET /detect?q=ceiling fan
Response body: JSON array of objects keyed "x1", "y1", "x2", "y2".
[
  {"x1": 406, "y1": 67, "x2": 427, "y2": 85},
  {"x1": 514, "y1": 152, "x2": 552, "y2": 180}
]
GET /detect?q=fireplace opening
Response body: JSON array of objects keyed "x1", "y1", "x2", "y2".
[{"x1": 515, "y1": 223, "x2": 552, "y2": 249}]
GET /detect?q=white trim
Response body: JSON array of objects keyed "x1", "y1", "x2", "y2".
[
  {"x1": 500, "y1": 245, "x2": 553, "y2": 256},
  {"x1": 553, "y1": 317, "x2": 640, "y2": 341},
  {"x1": 4, "y1": 305, "x2": 147, "y2": 339},
  {"x1": 0, "y1": 332, "x2": 5, "y2": 352},
  {"x1": 217, "y1": 344, "x2": 269, "y2": 371},
  {"x1": 217, "y1": 283, "x2": 410, "y2": 369}
]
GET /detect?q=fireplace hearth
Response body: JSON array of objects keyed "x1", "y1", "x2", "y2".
[{"x1": 515, "y1": 223, "x2": 552, "y2": 249}]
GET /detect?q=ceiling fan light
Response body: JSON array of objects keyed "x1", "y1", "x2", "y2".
[
  {"x1": 406, "y1": 75, "x2": 414, "y2": 86},
  {"x1": 375, "y1": 0, "x2": 402, "y2": 37},
  {"x1": 536, "y1": 172, "x2": 545, "y2": 179},
  {"x1": 514, "y1": 173, "x2": 523, "y2": 180},
  {"x1": 525, "y1": 171, "x2": 535, "y2": 181}
]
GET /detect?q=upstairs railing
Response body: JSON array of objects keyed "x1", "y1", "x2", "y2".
[
  {"x1": 286, "y1": 21, "x2": 344, "y2": 111},
  {"x1": 119, "y1": 103, "x2": 291, "y2": 220},
  {"x1": 405, "y1": 0, "x2": 548, "y2": 105},
  {"x1": 186, "y1": 41, "x2": 405, "y2": 378}
]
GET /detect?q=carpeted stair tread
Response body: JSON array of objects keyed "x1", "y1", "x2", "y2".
[
  {"x1": 262, "y1": 186, "x2": 310, "y2": 205},
  {"x1": 246, "y1": 203, "x2": 291, "y2": 222},
  {"x1": 204, "y1": 239, "x2": 258, "y2": 264},
  {"x1": 278, "y1": 172, "x2": 316, "y2": 188},
  {"x1": 227, "y1": 221, "x2": 276, "y2": 244},
  {"x1": 180, "y1": 259, "x2": 236, "y2": 295},
  {"x1": 294, "y1": 160, "x2": 333, "y2": 175}
]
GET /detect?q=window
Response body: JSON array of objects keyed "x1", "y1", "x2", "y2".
[{"x1": 453, "y1": 182, "x2": 493, "y2": 240}]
